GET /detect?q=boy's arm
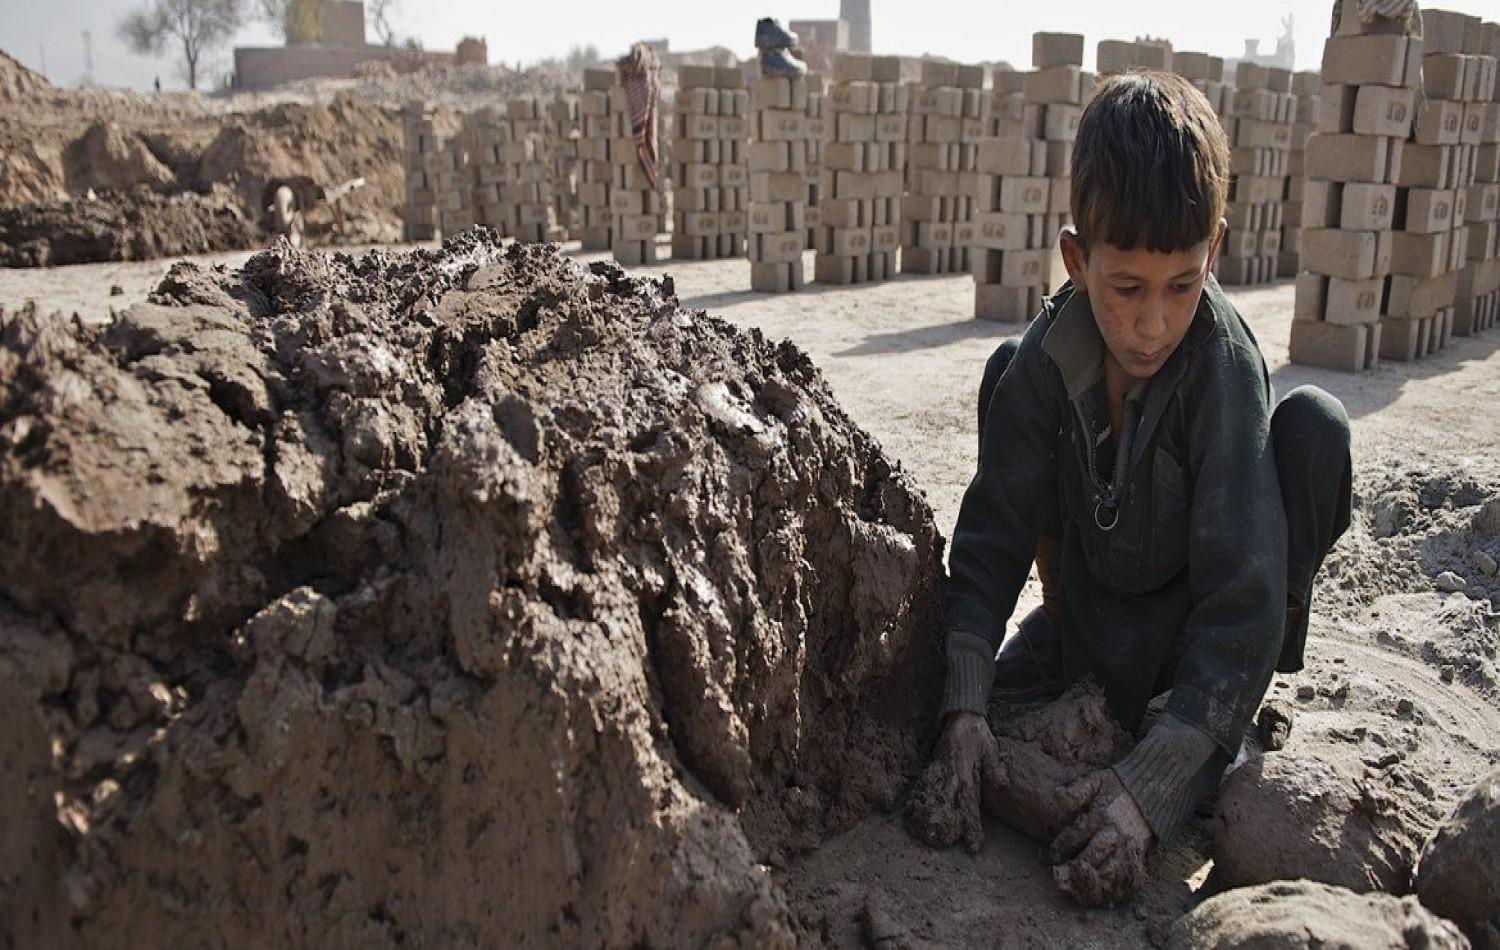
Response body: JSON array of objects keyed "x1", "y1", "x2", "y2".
[
  {"x1": 942, "y1": 318, "x2": 1064, "y2": 717},
  {"x1": 1162, "y1": 336, "x2": 1288, "y2": 753}
]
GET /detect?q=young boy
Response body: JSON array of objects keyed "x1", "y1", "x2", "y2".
[{"x1": 922, "y1": 73, "x2": 1353, "y2": 897}]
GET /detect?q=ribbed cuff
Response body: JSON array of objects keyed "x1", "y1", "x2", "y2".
[
  {"x1": 1111, "y1": 714, "x2": 1219, "y2": 844},
  {"x1": 940, "y1": 630, "x2": 997, "y2": 718}
]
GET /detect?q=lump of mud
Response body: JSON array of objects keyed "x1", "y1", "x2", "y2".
[
  {"x1": 1212, "y1": 753, "x2": 1430, "y2": 893},
  {"x1": 1169, "y1": 880, "x2": 1470, "y2": 949},
  {"x1": 1416, "y1": 766, "x2": 1500, "y2": 948},
  {"x1": 0, "y1": 234, "x2": 944, "y2": 946}
]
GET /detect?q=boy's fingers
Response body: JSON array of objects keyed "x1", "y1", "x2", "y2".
[
  {"x1": 1047, "y1": 806, "x2": 1103, "y2": 864},
  {"x1": 959, "y1": 770, "x2": 983, "y2": 854},
  {"x1": 1055, "y1": 771, "x2": 1103, "y2": 818}
]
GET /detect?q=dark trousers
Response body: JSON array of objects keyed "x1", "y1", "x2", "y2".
[{"x1": 977, "y1": 337, "x2": 1353, "y2": 686}]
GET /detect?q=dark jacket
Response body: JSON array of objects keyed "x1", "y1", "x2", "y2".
[{"x1": 942, "y1": 276, "x2": 1288, "y2": 753}]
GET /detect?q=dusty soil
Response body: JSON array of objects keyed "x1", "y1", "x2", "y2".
[{"x1": 3, "y1": 241, "x2": 1500, "y2": 946}]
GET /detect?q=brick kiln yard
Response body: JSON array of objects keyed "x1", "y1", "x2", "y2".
[{"x1": 4, "y1": 236, "x2": 1499, "y2": 946}]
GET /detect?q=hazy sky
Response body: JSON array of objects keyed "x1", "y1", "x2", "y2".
[{"x1": 4, "y1": 0, "x2": 1499, "y2": 92}]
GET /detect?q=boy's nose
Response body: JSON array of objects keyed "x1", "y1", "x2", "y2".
[{"x1": 1138, "y1": 300, "x2": 1169, "y2": 340}]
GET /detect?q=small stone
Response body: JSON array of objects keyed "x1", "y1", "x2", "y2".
[
  {"x1": 1440, "y1": 666, "x2": 1456, "y2": 684},
  {"x1": 1296, "y1": 685, "x2": 1316, "y2": 702},
  {"x1": 1435, "y1": 571, "x2": 1467, "y2": 593},
  {"x1": 1396, "y1": 698, "x2": 1414, "y2": 718},
  {"x1": 1476, "y1": 551, "x2": 1498, "y2": 576},
  {"x1": 109, "y1": 284, "x2": 125, "y2": 296}
]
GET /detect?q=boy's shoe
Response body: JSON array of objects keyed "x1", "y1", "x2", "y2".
[
  {"x1": 759, "y1": 47, "x2": 807, "y2": 77},
  {"x1": 754, "y1": 17, "x2": 798, "y2": 50}
]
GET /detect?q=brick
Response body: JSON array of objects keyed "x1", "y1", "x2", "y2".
[
  {"x1": 1352, "y1": 85, "x2": 1416, "y2": 138},
  {"x1": 1033, "y1": 32, "x2": 1085, "y2": 69},
  {"x1": 975, "y1": 284, "x2": 1039, "y2": 322},
  {"x1": 1399, "y1": 188, "x2": 1456, "y2": 233},
  {"x1": 1414, "y1": 99, "x2": 1464, "y2": 146},
  {"x1": 1301, "y1": 228, "x2": 1380, "y2": 279},
  {"x1": 1342, "y1": 182, "x2": 1398, "y2": 230},
  {"x1": 1327, "y1": 275, "x2": 1386, "y2": 325},
  {"x1": 1289, "y1": 320, "x2": 1371, "y2": 372},
  {"x1": 1305, "y1": 133, "x2": 1391, "y2": 183},
  {"x1": 1389, "y1": 230, "x2": 1448, "y2": 278},
  {"x1": 1395, "y1": 144, "x2": 1453, "y2": 189},
  {"x1": 1024, "y1": 66, "x2": 1082, "y2": 105},
  {"x1": 1424, "y1": 53, "x2": 1467, "y2": 99},
  {"x1": 1322, "y1": 35, "x2": 1410, "y2": 87}
]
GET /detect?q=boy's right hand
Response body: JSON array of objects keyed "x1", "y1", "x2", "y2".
[{"x1": 904, "y1": 711, "x2": 1008, "y2": 854}]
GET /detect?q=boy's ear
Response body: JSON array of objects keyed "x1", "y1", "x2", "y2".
[
  {"x1": 1207, "y1": 217, "x2": 1228, "y2": 273},
  {"x1": 1059, "y1": 226, "x2": 1088, "y2": 294}
]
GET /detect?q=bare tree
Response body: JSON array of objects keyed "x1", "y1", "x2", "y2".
[
  {"x1": 118, "y1": 0, "x2": 242, "y2": 91},
  {"x1": 367, "y1": 0, "x2": 397, "y2": 46},
  {"x1": 253, "y1": 0, "x2": 324, "y2": 43}
]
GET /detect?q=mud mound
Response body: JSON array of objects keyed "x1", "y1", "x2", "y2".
[
  {"x1": 0, "y1": 185, "x2": 258, "y2": 266},
  {"x1": 0, "y1": 234, "x2": 944, "y2": 946},
  {"x1": 1213, "y1": 753, "x2": 1432, "y2": 893},
  {"x1": 0, "y1": 49, "x2": 49, "y2": 103},
  {"x1": 62, "y1": 121, "x2": 176, "y2": 194},
  {"x1": 194, "y1": 94, "x2": 402, "y2": 243},
  {"x1": 1169, "y1": 880, "x2": 1470, "y2": 949},
  {"x1": 1416, "y1": 766, "x2": 1500, "y2": 947}
]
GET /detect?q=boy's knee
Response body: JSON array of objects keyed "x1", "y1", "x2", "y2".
[{"x1": 1273, "y1": 386, "x2": 1350, "y2": 469}]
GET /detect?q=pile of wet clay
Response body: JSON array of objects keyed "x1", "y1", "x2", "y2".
[{"x1": 0, "y1": 233, "x2": 944, "y2": 946}]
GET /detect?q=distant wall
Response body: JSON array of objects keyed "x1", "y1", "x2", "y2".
[
  {"x1": 232, "y1": 45, "x2": 454, "y2": 89},
  {"x1": 839, "y1": 0, "x2": 872, "y2": 53}
]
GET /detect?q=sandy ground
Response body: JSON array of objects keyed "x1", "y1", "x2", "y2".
[{"x1": 6, "y1": 240, "x2": 1500, "y2": 946}]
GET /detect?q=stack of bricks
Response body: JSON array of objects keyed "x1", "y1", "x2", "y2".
[
  {"x1": 1280, "y1": 72, "x2": 1324, "y2": 277},
  {"x1": 548, "y1": 92, "x2": 582, "y2": 241},
  {"x1": 577, "y1": 67, "x2": 615, "y2": 251},
  {"x1": 1219, "y1": 62, "x2": 1295, "y2": 286},
  {"x1": 747, "y1": 69, "x2": 813, "y2": 291},
  {"x1": 435, "y1": 128, "x2": 476, "y2": 238},
  {"x1": 804, "y1": 75, "x2": 828, "y2": 249},
  {"x1": 814, "y1": 52, "x2": 908, "y2": 285},
  {"x1": 1428, "y1": 11, "x2": 1500, "y2": 336},
  {"x1": 968, "y1": 34, "x2": 1079, "y2": 321},
  {"x1": 463, "y1": 108, "x2": 509, "y2": 236},
  {"x1": 1288, "y1": 21, "x2": 1422, "y2": 371},
  {"x1": 900, "y1": 59, "x2": 984, "y2": 275},
  {"x1": 670, "y1": 65, "x2": 748, "y2": 260},
  {"x1": 1170, "y1": 52, "x2": 1232, "y2": 278},
  {"x1": 401, "y1": 102, "x2": 440, "y2": 241},
  {"x1": 1027, "y1": 34, "x2": 1086, "y2": 292},
  {"x1": 609, "y1": 70, "x2": 663, "y2": 265},
  {"x1": 498, "y1": 97, "x2": 553, "y2": 244}
]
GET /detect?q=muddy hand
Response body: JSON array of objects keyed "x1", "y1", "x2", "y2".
[
  {"x1": 904, "y1": 711, "x2": 1006, "y2": 854},
  {"x1": 1046, "y1": 769, "x2": 1151, "y2": 906}
]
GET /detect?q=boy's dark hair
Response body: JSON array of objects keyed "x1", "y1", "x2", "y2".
[{"x1": 1070, "y1": 71, "x2": 1230, "y2": 254}]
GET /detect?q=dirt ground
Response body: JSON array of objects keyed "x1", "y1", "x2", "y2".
[{"x1": 5, "y1": 240, "x2": 1499, "y2": 946}]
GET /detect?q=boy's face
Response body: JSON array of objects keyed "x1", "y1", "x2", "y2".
[{"x1": 1060, "y1": 223, "x2": 1224, "y2": 381}]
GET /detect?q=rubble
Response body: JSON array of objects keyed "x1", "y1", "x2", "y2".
[{"x1": 0, "y1": 233, "x2": 944, "y2": 945}]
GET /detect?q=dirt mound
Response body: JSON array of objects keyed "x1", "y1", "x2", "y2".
[
  {"x1": 1169, "y1": 880, "x2": 1470, "y2": 949},
  {"x1": 194, "y1": 94, "x2": 403, "y2": 243},
  {"x1": 0, "y1": 49, "x2": 49, "y2": 103},
  {"x1": 1416, "y1": 766, "x2": 1500, "y2": 947},
  {"x1": 0, "y1": 185, "x2": 259, "y2": 266},
  {"x1": 1213, "y1": 752, "x2": 1433, "y2": 893},
  {"x1": 62, "y1": 121, "x2": 176, "y2": 194},
  {"x1": 0, "y1": 234, "x2": 943, "y2": 946}
]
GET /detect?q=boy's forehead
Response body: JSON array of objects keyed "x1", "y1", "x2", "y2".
[{"x1": 1091, "y1": 240, "x2": 1211, "y2": 279}]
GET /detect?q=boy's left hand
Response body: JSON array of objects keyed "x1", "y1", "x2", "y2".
[{"x1": 1046, "y1": 769, "x2": 1151, "y2": 906}]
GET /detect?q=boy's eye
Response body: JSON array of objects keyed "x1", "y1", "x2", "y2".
[
  {"x1": 1171, "y1": 282, "x2": 1195, "y2": 294},
  {"x1": 1113, "y1": 285, "x2": 1140, "y2": 297}
]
